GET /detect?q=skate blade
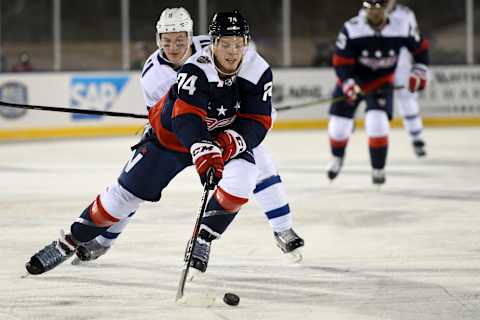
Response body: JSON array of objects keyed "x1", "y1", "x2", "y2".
[{"x1": 286, "y1": 248, "x2": 303, "y2": 263}]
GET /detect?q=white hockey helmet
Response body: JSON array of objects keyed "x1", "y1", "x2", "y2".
[{"x1": 156, "y1": 7, "x2": 193, "y2": 48}]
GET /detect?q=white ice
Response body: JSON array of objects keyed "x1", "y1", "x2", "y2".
[{"x1": 1, "y1": 128, "x2": 480, "y2": 320}]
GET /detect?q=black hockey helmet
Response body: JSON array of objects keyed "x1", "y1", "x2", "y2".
[
  {"x1": 208, "y1": 11, "x2": 250, "y2": 43},
  {"x1": 362, "y1": 0, "x2": 387, "y2": 8}
]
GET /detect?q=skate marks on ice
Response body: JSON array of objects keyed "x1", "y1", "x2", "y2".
[{"x1": 2, "y1": 129, "x2": 480, "y2": 319}]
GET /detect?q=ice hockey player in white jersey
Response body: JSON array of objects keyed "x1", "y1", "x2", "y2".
[
  {"x1": 388, "y1": 0, "x2": 427, "y2": 157},
  {"x1": 360, "y1": 0, "x2": 427, "y2": 157},
  {"x1": 71, "y1": 7, "x2": 304, "y2": 266}
]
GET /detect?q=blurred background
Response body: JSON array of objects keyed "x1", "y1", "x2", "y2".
[{"x1": 0, "y1": 0, "x2": 478, "y2": 72}]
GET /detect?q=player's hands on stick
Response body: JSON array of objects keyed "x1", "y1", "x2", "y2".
[
  {"x1": 408, "y1": 64, "x2": 428, "y2": 92},
  {"x1": 214, "y1": 129, "x2": 247, "y2": 162},
  {"x1": 342, "y1": 78, "x2": 362, "y2": 104},
  {"x1": 190, "y1": 141, "x2": 224, "y2": 189}
]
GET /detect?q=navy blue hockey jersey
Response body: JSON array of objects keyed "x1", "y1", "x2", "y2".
[
  {"x1": 333, "y1": 13, "x2": 429, "y2": 92},
  {"x1": 148, "y1": 46, "x2": 273, "y2": 153}
]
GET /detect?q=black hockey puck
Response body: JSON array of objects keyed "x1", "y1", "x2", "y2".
[{"x1": 223, "y1": 292, "x2": 240, "y2": 306}]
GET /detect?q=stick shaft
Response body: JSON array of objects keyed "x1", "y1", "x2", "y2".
[
  {"x1": 175, "y1": 174, "x2": 213, "y2": 301},
  {"x1": 0, "y1": 100, "x2": 148, "y2": 119},
  {"x1": 275, "y1": 85, "x2": 405, "y2": 112}
]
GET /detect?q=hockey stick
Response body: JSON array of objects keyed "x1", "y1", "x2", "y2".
[
  {"x1": 0, "y1": 100, "x2": 148, "y2": 119},
  {"x1": 275, "y1": 85, "x2": 405, "y2": 112},
  {"x1": 175, "y1": 170, "x2": 214, "y2": 302}
]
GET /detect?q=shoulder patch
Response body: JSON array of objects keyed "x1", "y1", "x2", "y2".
[{"x1": 197, "y1": 56, "x2": 211, "y2": 64}]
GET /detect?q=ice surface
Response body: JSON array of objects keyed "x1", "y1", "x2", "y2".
[{"x1": 1, "y1": 128, "x2": 479, "y2": 320}]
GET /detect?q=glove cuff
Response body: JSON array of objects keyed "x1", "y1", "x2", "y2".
[
  {"x1": 190, "y1": 141, "x2": 222, "y2": 163},
  {"x1": 224, "y1": 129, "x2": 247, "y2": 159}
]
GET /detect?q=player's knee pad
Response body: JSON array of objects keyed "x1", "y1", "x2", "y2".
[
  {"x1": 328, "y1": 115, "x2": 354, "y2": 140},
  {"x1": 214, "y1": 186, "x2": 248, "y2": 213},
  {"x1": 96, "y1": 182, "x2": 143, "y2": 224},
  {"x1": 253, "y1": 144, "x2": 278, "y2": 182},
  {"x1": 219, "y1": 158, "x2": 258, "y2": 204},
  {"x1": 365, "y1": 110, "x2": 389, "y2": 137}
]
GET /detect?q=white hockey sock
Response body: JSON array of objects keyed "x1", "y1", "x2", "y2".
[{"x1": 254, "y1": 175, "x2": 293, "y2": 233}]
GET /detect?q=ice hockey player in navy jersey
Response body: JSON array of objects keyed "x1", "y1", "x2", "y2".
[
  {"x1": 25, "y1": 11, "x2": 302, "y2": 276},
  {"x1": 326, "y1": 0, "x2": 429, "y2": 185},
  {"x1": 70, "y1": 8, "x2": 304, "y2": 266}
]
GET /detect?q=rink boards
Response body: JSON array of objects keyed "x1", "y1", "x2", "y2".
[{"x1": 0, "y1": 66, "x2": 479, "y2": 140}]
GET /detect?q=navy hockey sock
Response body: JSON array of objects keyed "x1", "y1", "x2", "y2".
[
  {"x1": 330, "y1": 138, "x2": 348, "y2": 158},
  {"x1": 368, "y1": 136, "x2": 388, "y2": 169},
  {"x1": 200, "y1": 195, "x2": 238, "y2": 240},
  {"x1": 71, "y1": 203, "x2": 109, "y2": 243}
]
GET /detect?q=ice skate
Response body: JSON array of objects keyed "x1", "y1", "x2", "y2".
[
  {"x1": 185, "y1": 236, "x2": 211, "y2": 281},
  {"x1": 326, "y1": 156, "x2": 344, "y2": 181},
  {"x1": 71, "y1": 239, "x2": 110, "y2": 265},
  {"x1": 25, "y1": 230, "x2": 78, "y2": 275},
  {"x1": 372, "y1": 169, "x2": 386, "y2": 185},
  {"x1": 413, "y1": 140, "x2": 426, "y2": 157},
  {"x1": 274, "y1": 228, "x2": 304, "y2": 263}
]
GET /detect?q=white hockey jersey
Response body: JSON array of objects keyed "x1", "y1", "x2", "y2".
[{"x1": 140, "y1": 35, "x2": 211, "y2": 109}]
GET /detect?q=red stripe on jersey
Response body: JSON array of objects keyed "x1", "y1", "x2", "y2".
[
  {"x1": 89, "y1": 195, "x2": 120, "y2": 227},
  {"x1": 414, "y1": 38, "x2": 429, "y2": 55},
  {"x1": 238, "y1": 113, "x2": 272, "y2": 130},
  {"x1": 360, "y1": 73, "x2": 395, "y2": 93},
  {"x1": 330, "y1": 138, "x2": 348, "y2": 148},
  {"x1": 214, "y1": 187, "x2": 248, "y2": 213},
  {"x1": 172, "y1": 98, "x2": 207, "y2": 120},
  {"x1": 332, "y1": 54, "x2": 356, "y2": 67},
  {"x1": 148, "y1": 95, "x2": 188, "y2": 153},
  {"x1": 368, "y1": 136, "x2": 388, "y2": 148}
]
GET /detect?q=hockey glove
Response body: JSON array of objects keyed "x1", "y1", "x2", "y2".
[
  {"x1": 408, "y1": 64, "x2": 428, "y2": 92},
  {"x1": 214, "y1": 129, "x2": 247, "y2": 162},
  {"x1": 190, "y1": 141, "x2": 224, "y2": 189},
  {"x1": 342, "y1": 78, "x2": 362, "y2": 104}
]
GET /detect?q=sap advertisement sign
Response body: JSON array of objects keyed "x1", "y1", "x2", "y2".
[{"x1": 70, "y1": 76, "x2": 130, "y2": 120}]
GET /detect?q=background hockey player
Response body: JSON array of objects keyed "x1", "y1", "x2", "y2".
[
  {"x1": 326, "y1": 0, "x2": 429, "y2": 184},
  {"x1": 387, "y1": 0, "x2": 428, "y2": 157},
  {"x1": 25, "y1": 11, "x2": 299, "y2": 276},
  {"x1": 72, "y1": 8, "x2": 304, "y2": 265},
  {"x1": 358, "y1": 0, "x2": 428, "y2": 157}
]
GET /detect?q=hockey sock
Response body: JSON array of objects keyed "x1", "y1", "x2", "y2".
[
  {"x1": 330, "y1": 138, "x2": 348, "y2": 158},
  {"x1": 403, "y1": 113, "x2": 423, "y2": 141},
  {"x1": 96, "y1": 211, "x2": 136, "y2": 247},
  {"x1": 71, "y1": 197, "x2": 120, "y2": 243},
  {"x1": 368, "y1": 136, "x2": 388, "y2": 169},
  {"x1": 200, "y1": 190, "x2": 242, "y2": 240},
  {"x1": 254, "y1": 175, "x2": 292, "y2": 232}
]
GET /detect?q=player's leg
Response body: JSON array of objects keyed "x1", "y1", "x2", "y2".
[
  {"x1": 364, "y1": 90, "x2": 393, "y2": 185},
  {"x1": 189, "y1": 157, "x2": 258, "y2": 273},
  {"x1": 73, "y1": 128, "x2": 191, "y2": 263},
  {"x1": 394, "y1": 48, "x2": 426, "y2": 157},
  {"x1": 252, "y1": 144, "x2": 304, "y2": 260},
  {"x1": 326, "y1": 85, "x2": 357, "y2": 180},
  {"x1": 71, "y1": 187, "x2": 138, "y2": 264},
  {"x1": 25, "y1": 140, "x2": 190, "y2": 275},
  {"x1": 396, "y1": 89, "x2": 426, "y2": 157}
]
